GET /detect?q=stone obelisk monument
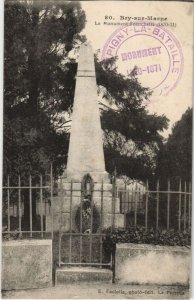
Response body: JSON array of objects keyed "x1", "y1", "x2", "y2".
[
  {"x1": 46, "y1": 43, "x2": 124, "y2": 232},
  {"x1": 65, "y1": 43, "x2": 108, "y2": 182}
]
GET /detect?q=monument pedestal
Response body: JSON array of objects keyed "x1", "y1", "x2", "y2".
[
  {"x1": 64, "y1": 170, "x2": 110, "y2": 183},
  {"x1": 46, "y1": 179, "x2": 124, "y2": 232}
]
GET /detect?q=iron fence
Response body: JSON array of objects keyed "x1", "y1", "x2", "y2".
[
  {"x1": 117, "y1": 179, "x2": 192, "y2": 232},
  {"x1": 2, "y1": 166, "x2": 54, "y2": 239},
  {"x1": 2, "y1": 170, "x2": 192, "y2": 270}
]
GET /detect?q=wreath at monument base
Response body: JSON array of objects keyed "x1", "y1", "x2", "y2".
[{"x1": 75, "y1": 199, "x2": 100, "y2": 233}]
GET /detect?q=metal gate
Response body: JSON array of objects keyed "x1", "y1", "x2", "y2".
[{"x1": 58, "y1": 174, "x2": 116, "y2": 269}]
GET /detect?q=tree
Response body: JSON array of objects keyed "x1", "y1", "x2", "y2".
[
  {"x1": 4, "y1": 0, "x2": 86, "y2": 229},
  {"x1": 156, "y1": 107, "x2": 192, "y2": 184},
  {"x1": 4, "y1": 0, "x2": 86, "y2": 178},
  {"x1": 4, "y1": 1, "x2": 169, "y2": 184},
  {"x1": 95, "y1": 57, "x2": 169, "y2": 182}
]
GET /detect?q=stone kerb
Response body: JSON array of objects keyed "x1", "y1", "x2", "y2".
[
  {"x1": 55, "y1": 266, "x2": 112, "y2": 285},
  {"x1": 115, "y1": 243, "x2": 191, "y2": 285},
  {"x1": 2, "y1": 240, "x2": 52, "y2": 290}
]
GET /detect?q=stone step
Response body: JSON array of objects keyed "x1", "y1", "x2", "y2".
[{"x1": 55, "y1": 266, "x2": 113, "y2": 285}]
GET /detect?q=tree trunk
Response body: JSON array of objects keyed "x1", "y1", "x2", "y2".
[{"x1": 28, "y1": 7, "x2": 40, "y2": 114}]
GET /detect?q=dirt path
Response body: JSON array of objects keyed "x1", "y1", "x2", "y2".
[{"x1": 2, "y1": 283, "x2": 190, "y2": 299}]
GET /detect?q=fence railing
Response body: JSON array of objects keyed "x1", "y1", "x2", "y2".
[
  {"x1": 2, "y1": 167, "x2": 53, "y2": 239},
  {"x1": 117, "y1": 180, "x2": 192, "y2": 232},
  {"x1": 2, "y1": 172, "x2": 192, "y2": 241},
  {"x1": 58, "y1": 178, "x2": 114, "y2": 268}
]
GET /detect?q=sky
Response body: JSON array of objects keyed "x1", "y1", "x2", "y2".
[{"x1": 80, "y1": 1, "x2": 193, "y2": 137}]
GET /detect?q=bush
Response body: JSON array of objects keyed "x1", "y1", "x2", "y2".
[{"x1": 102, "y1": 227, "x2": 191, "y2": 258}]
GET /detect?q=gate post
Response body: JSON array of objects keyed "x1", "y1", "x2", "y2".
[
  {"x1": 111, "y1": 167, "x2": 117, "y2": 231},
  {"x1": 50, "y1": 163, "x2": 54, "y2": 239}
]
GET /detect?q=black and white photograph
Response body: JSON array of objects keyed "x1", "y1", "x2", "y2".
[{"x1": 1, "y1": 0, "x2": 193, "y2": 299}]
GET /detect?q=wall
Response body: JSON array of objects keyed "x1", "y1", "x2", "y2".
[
  {"x1": 115, "y1": 243, "x2": 190, "y2": 285},
  {"x1": 2, "y1": 239, "x2": 52, "y2": 290}
]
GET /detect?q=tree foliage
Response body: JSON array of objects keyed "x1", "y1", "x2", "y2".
[
  {"x1": 4, "y1": 1, "x2": 170, "y2": 182},
  {"x1": 96, "y1": 57, "x2": 169, "y2": 181},
  {"x1": 156, "y1": 107, "x2": 192, "y2": 183},
  {"x1": 4, "y1": 0, "x2": 86, "y2": 177}
]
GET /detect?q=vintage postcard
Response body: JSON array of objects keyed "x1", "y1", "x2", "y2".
[{"x1": 1, "y1": 0, "x2": 193, "y2": 299}]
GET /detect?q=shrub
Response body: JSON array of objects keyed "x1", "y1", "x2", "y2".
[{"x1": 102, "y1": 227, "x2": 191, "y2": 258}]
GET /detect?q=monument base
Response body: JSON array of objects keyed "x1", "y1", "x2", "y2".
[
  {"x1": 64, "y1": 170, "x2": 110, "y2": 183},
  {"x1": 46, "y1": 178, "x2": 124, "y2": 232}
]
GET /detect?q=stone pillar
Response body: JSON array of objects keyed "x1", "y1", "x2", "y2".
[
  {"x1": 65, "y1": 43, "x2": 108, "y2": 182},
  {"x1": 46, "y1": 43, "x2": 124, "y2": 232}
]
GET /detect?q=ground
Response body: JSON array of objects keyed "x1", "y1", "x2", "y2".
[{"x1": 2, "y1": 283, "x2": 190, "y2": 299}]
